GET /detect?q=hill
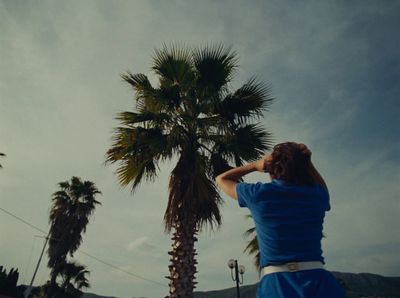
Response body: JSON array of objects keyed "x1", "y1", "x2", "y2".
[{"x1": 20, "y1": 271, "x2": 400, "y2": 298}]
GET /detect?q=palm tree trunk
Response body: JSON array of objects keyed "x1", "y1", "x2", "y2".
[
  {"x1": 165, "y1": 217, "x2": 198, "y2": 298},
  {"x1": 47, "y1": 265, "x2": 60, "y2": 298}
]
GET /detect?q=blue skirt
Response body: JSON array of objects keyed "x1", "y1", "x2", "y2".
[{"x1": 257, "y1": 269, "x2": 346, "y2": 298}]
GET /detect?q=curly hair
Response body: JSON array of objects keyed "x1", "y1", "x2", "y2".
[{"x1": 268, "y1": 142, "x2": 315, "y2": 185}]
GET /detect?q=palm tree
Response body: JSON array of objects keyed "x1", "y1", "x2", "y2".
[
  {"x1": 47, "y1": 177, "x2": 101, "y2": 297},
  {"x1": 58, "y1": 261, "x2": 90, "y2": 298},
  {"x1": 106, "y1": 44, "x2": 273, "y2": 297},
  {"x1": 39, "y1": 262, "x2": 90, "y2": 298}
]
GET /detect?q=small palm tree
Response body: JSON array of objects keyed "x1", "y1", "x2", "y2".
[
  {"x1": 58, "y1": 261, "x2": 90, "y2": 297},
  {"x1": 39, "y1": 262, "x2": 90, "y2": 298},
  {"x1": 47, "y1": 177, "x2": 101, "y2": 297},
  {"x1": 106, "y1": 44, "x2": 273, "y2": 297}
]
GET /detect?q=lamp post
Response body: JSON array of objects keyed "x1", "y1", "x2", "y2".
[{"x1": 227, "y1": 259, "x2": 245, "y2": 298}]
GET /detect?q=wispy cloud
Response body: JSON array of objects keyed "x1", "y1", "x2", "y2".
[{"x1": 127, "y1": 237, "x2": 155, "y2": 252}]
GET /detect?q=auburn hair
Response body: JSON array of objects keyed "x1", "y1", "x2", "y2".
[{"x1": 269, "y1": 142, "x2": 315, "y2": 185}]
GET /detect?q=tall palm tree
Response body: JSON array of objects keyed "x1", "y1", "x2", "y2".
[
  {"x1": 47, "y1": 177, "x2": 101, "y2": 297},
  {"x1": 106, "y1": 44, "x2": 273, "y2": 297}
]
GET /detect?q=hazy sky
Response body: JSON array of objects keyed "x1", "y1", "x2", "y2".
[{"x1": 1, "y1": 0, "x2": 399, "y2": 297}]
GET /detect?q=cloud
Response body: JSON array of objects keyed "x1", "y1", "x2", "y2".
[
  {"x1": 127, "y1": 237, "x2": 159, "y2": 255},
  {"x1": 1, "y1": 1, "x2": 399, "y2": 297}
]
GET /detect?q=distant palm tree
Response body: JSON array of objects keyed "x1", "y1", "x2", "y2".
[
  {"x1": 0, "y1": 152, "x2": 5, "y2": 168},
  {"x1": 39, "y1": 262, "x2": 90, "y2": 298},
  {"x1": 58, "y1": 261, "x2": 90, "y2": 297},
  {"x1": 106, "y1": 44, "x2": 273, "y2": 297},
  {"x1": 47, "y1": 177, "x2": 101, "y2": 297}
]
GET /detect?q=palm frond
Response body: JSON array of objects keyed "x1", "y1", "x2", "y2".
[
  {"x1": 116, "y1": 111, "x2": 171, "y2": 128},
  {"x1": 121, "y1": 72, "x2": 154, "y2": 97},
  {"x1": 154, "y1": 84, "x2": 182, "y2": 110},
  {"x1": 243, "y1": 226, "x2": 256, "y2": 238},
  {"x1": 152, "y1": 43, "x2": 195, "y2": 88},
  {"x1": 106, "y1": 127, "x2": 168, "y2": 163},
  {"x1": 121, "y1": 72, "x2": 169, "y2": 113},
  {"x1": 58, "y1": 261, "x2": 90, "y2": 292},
  {"x1": 243, "y1": 214, "x2": 260, "y2": 271},
  {"x1": 217, "y1": 77, "x2": 273, "y2": 123},
  {"x1": 115, "y1": 156, "x2": 157, "y2": 192},
  {"x1": 106, "y1": 126, "x2": 172, "y2": 191},
  {"x1": 214, "y1": 124, "x2": 272, "y2": 163},
  {"x1": 193, "y1": 44, "x2": 238, "y2": 95}
]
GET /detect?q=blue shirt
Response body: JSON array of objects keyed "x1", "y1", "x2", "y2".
[{"x1": 237, "y1": 179, "x2": 330, "y2": 267}]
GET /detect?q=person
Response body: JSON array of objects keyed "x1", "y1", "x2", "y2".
[{"x1": 216, "y1": 142, "x2": 346, "y2": 298}]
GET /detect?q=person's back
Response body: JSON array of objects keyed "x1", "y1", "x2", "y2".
[
  {"x1": 239, "y1": 180, "x2": 329, "y2": 267},
  {"x1": 216, "y1": 142, "x2": 346, "y2": 297}
]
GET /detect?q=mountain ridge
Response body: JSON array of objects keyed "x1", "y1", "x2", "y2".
[{"x1": 20, "y1": 271, "x2": 399, "y2": 298}]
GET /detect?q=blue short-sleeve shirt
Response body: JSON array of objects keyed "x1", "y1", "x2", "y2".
[
  {"x1": 237, "y1": 179, "x2": 330, "y2": 267},
  {"x1": 236, "y1": 179, "x2": 346, "y2": 297}
]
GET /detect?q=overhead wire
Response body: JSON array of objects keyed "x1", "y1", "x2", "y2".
[
  {"x1": 0, "y1": 207, "x2": 47, "y2": 234},
  {"x1": 0, "y1": 206, "x2": 167, "y2": 288},
  {"x1": 78, "y1": 250, "x2": 167, "y2": 287}
]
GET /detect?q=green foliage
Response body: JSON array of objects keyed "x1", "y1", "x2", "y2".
[
  {"x1": 39, "y1": 261, "x2": 90, "y2": 298},
  {"x1": 243, "y1": 215, "x2": 261, "y2": 272},
  {"x1": 106, "y1": 43, "x2": 273, "y2": 231},
  {"x1": 106, "y1": 43, "x2": 273, "y2": 296},
  {"x1": 47, "y1": 177, "x2": 100, "y2": 296},
  {"x1": 0, "y1": 266, "x2": 21, "y2": 297}
]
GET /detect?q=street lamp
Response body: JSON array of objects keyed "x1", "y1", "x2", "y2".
[{"x1": 227, "y1": 259, "x2": 245, "y2": 298}]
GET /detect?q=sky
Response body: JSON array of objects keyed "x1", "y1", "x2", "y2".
[{"x1": 1, "y1": 0, "x2": 399, "y2": 297}]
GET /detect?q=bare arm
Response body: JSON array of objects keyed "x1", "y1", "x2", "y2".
[{"x1": 215, "y1": 157, "x2": 269, "y2": 200}]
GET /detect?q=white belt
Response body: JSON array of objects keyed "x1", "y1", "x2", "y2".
[{"x1": 261, "y1": 261, "x2": 324, "y2": 277}]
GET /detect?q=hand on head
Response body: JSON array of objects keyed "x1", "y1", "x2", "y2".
[
  {"x1": 254, "y1": 154, "x2": 273, "y2": 172},
  {"x1": 297, "y1": 143, "x2": 312, "y2": 157},
  {"x1": 257, "y1": 143, "x2": 311, "y2": 174}
]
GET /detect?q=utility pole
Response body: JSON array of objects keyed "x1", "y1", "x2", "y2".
[{"x1": 25, "y1": 234, "x2": 49, "y2": 298}]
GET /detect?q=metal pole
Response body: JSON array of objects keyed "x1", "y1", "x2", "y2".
[
  {"x1": 235, "y1": 260, "x2": 240, "y2": 298},
  {"x1": 25, "y1": 234, "x2": 49, "y2": 298}
]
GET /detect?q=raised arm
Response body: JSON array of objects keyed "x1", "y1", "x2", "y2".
[{"x1": 215, "y1": 156, "x2": 270, "y2": 200}]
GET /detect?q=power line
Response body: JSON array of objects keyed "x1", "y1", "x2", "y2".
[
  {"x1": 0, "y1": 207, "x2": 47, "y2": 234},
  {"x1": 78, "y1": 250, "x2": 167, "y2": 287},
  {"x1": 0, "y1": 206, "x2": 167, "y2": 288}
]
